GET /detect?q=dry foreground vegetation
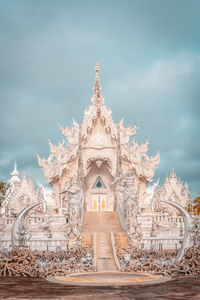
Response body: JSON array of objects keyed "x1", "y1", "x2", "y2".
[
  {"x1": 117, "y1": 246, "x2": 200, "y2": 278},
  {"x1": 0, "y1": 245, "x2": 199, "y2": 279},
  {"x1": 0, "y1": 245, "x2": 94, "y2": 277}
]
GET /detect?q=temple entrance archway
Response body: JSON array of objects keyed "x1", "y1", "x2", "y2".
[{"x1": 84, "y1": 161, "x2": 115, "y2": 211}]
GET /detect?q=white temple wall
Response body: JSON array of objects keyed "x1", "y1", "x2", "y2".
[
  {"x1": 0, "y1": 213, "x2": 185, "y2": 251},
  {"x1": 139, "y1": 214, "x2": 184, "y2": 242},
  {"x1": 0, "y1": 237, "x2": 68, "y2": 252},
  {"x1": 0, "y1": 214, "x2": 67, "y2": 251},
  {"x1": 141, "y1": 237, "x2": 184, "y2": 250}
]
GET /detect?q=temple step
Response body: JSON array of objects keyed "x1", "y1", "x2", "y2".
[
  {"x1": 96, "y1": 232, "x2": 117, "y2": 272},
  {"x1": 82, "y1": 211, "x2": 124, "y2": 233},
  {"x1": 82, "y1": 211, "x2": 126, "y2": 272}
]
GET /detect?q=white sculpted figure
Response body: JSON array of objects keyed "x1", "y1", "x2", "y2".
[
  {"x1": 123, "y1": 177, "x2": 142, "y2": 247},
  {"x1": 115, "y1": 175, "x2": 142, "y2": 247},
  {"x1": 17, "y1": 219, "x2": 31, "y2": 246},
  {"x1": 61, "y1": 177, "x2": 84, "y2": 246},
  {"x1": 39, "y1": 217, "x2": 54, "y2": 238},
  {"x1": 115, "y1": 179, "x2": 126, "y2": 208},
  {"x1": 142, "y1": 179, "x2": 160, "y2": 208}
]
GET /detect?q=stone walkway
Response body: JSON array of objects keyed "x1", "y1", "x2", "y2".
[
  {"x1": 96, "y1": 233, "x2": 117, "y2": 272},
  {"x1": 82, "y1": 211, "x2": 125, "y2": 272},
  {"x1": 48, "y1": 272, "x2": 170, "y2": 286}
]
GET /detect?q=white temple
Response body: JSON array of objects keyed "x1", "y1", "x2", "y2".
[{"x1": 0, "y1": 63, "x2": 192, "y2": 252}]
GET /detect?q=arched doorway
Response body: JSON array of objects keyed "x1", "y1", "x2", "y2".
[
  {"x1": 91, "y1": 176, "x2": 107, "y2": 211},
  {"x1": 83, "y1": 161, "x2": 115, "y2": 211}
]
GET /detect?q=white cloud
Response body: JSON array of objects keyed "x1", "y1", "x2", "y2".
[{"x1": 113, "y1": 53, "x2": 200, "y2": 93}]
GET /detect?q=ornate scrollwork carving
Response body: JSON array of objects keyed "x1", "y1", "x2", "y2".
[
  {"x1": 115, "y1": 175, "x2": 142, "y2": 247},
  {"x1": 85, "y1": 157, "x2": 112, "y2": 175},
  {"x1": 153, "y1": 170, "x2": 191, "y2": 215}
]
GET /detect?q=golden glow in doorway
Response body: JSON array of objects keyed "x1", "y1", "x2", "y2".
[{"x1": 92, "y1": 194, "x2": 107, "y2": 211}]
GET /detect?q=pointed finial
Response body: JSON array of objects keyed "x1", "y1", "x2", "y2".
[
  {"x1": 11, "y1": 161, "x2": 19, "y2": 176},
  {"x1": 95, "y1": 62, "x2": 100, "y2": 75},
  {"x1": 170, "y1": 168, "x2": 176, "y2": 178},
  {"x1": 93, "y1": 62, "x2": 102, "y2": 100},
  {"x1": 9, "y1": 161, "x2": 20, "y2": 184}
]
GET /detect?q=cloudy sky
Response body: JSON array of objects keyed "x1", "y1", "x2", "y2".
[{"x1": 0, "y1": 0, "x2": 199, "y2": 198}]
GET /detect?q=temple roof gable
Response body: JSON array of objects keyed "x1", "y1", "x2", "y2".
[{"x1": 37, "y1": 63, "x2": 160, "y2": 184}]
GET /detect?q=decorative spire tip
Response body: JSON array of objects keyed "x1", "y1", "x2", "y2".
[
  {"x1": 92, "y1": 62, "x2": 104, "y2": 106},
  {"x1": 95, "y1": 62, "x2": 100, "y2": 73}
]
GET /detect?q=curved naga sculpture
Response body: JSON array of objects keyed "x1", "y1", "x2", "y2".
[
  {"x1": 11, "y1": 202, "x2": 44, "y2": 248},
  {"x1": 162, "y1": 200, "x2": 192, "y2": 261}
]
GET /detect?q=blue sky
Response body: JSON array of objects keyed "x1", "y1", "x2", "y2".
[{"x1": 0, "y1": 0, "x2": 200, "y2": 197}]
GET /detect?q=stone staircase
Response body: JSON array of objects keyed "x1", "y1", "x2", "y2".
[
  {"x1": 82, "y1": 212, "x2": 124, "y2": 233},
  {"x1": 96, "y1": 232, "x2": 117, "y2": 271},
  {"x1": 82, "y1": 212, "x2": 125, "y2": 272}
]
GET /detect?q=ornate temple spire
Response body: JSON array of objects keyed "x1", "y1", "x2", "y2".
[
  {"x1": 8, "y1": 161, "x2": 20, "y2": 184},
  {"x1": 22, "y1": 170, "x2": 27, "y2": 180},
  {"x1": 92, "y1": 62, "x2": 104, "y2": 106},
  {"x1": 170, "y1": 168, "x2": 176, "y2": 178},
  {"x1": 94, "y1": 62, "x2": 101, "y2": 96}
]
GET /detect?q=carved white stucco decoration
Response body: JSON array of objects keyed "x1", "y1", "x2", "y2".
[
  {"x1": 11, "y1": 201, "x2": 44, "y2": 247},
  {"x1": 86, "y1": 157, "x2": 112, "y2": 175},
  {"x1": 39, "y1": 216, "x2": 54, "y2": 238},
  {"x1": 142, "y1": 179, "x2": 160, "y2": 208},
  {"x1": 122, "y1": 137, "x2": 160, "y2": 182},
  {"x1": 2, "y1": 167, "x2": 40, "y2": 217},
  {"x1": 36, "y1": 62, "x2": 159, "y2": 187},
  {"x1": 153, "y1": 170, "x2": 191, "y2": 215},
  {"x1": 37, "y1": 182, "x2": 56, "y2": 208},
  {"x1": 8, "y1": 161, "x2": 20, "y2": 184},
  {"x1": 37, "y1": 137, "x2": 79, "y2": 183},
  {"x1": 115, "y1": 175, "x2": 142, "y2": 247}
]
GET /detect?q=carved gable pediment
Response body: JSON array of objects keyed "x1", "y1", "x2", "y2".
[
  {"x1": 84, "y1": 118, "x2": 116, "y2": 149},
  {"x1": 37, "y1": 63, "x2": 160, "y2": 189}
]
